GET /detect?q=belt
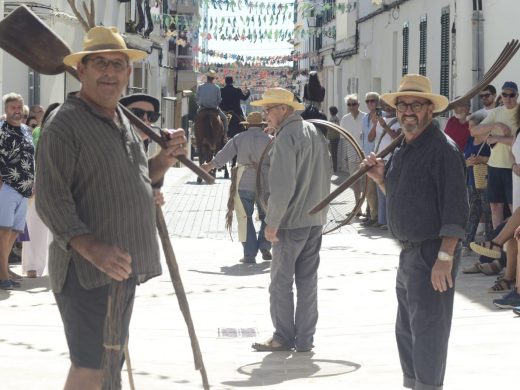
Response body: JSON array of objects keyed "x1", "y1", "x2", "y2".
[{"x1": 399, "y1": 240, "x2": 424, "y2": 250}]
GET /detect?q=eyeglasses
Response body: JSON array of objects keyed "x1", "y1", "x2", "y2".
[
  {"x1": 501, "y1": 92, "x2": 517, "y2": 98},
  {"x1": 479, "y1": 93, "x2": 492, "y2": 99},
  {"x1": 365, "y1": 99, "x2": 377, "y2": 104},
  {"x1": 86, "y1": 57, "x2": 129, "y2": 72},
  {"x1": 263, "y1": 105, "x2": 282, "y2": 115},
  {"x1": 347, "y1": 102, "x2": 359, "y2": 107},
  {"x1": 130, "y1": 107, "x2": 160, "y2": 123},
  {"x1": 396, "y1": 101, "x2": 430, "y2": 113}
]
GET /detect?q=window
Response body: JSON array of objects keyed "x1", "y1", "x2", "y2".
[
  {"x1": 419, "y1": 16, "x2": 427, "y2": 76},
  {"x1": 440, "y1": 7, "x2": 450, "y2": 98},
  {"x1": 402, "y1": 22, "x2": 409, "y2": 76}
]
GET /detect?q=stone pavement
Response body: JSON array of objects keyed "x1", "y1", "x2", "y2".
[{"x1": 1, "y1": 166, "x2": 518, "y2": 390}]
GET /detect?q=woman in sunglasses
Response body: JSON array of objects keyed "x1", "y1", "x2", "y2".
[{"x1": 120, "y1": 93, "x2": 161, "y2": 152}]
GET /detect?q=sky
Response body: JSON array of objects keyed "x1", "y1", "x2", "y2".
[{"x1": 199, "y1": 0, "x2": 295, "y2": 64}]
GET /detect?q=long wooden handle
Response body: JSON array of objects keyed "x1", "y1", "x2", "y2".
[
  {"x1": 309, "y1": 133, "x2": 404, "y2": 215},
  {"x1": 155, "y1": 207, "x2": 210, "y2": 390}
]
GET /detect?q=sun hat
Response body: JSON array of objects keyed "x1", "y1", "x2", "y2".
[
  {"x1": 381, "y1": 74, "x2": 449, "y2": 113},
  {"x1": 250, "y1": 88, "x2": 305, "y2": 110},
  {"x1": 239, "y1": 112, "x2": 266, "y2": 126},
  {"x1": 63, "y1": 26, "x2": 147, "y2": 67},
  {"x1": 206, "y1": 69, "x2": 217, "y2": 78},
  {"x1": 119, "y1": 93, "x2": 160, "y2": 113}
]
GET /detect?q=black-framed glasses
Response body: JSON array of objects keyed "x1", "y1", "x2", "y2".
[
  {"x1": 130, "y1": 107, "x2": 160, "y2": 123},
  {"x1": 347, "y1": 102, "x2": 359, "y2": 107},
  {"x1": 263, "y1": 105, "x2": 282, "y2": 115},
  {"x1": 501, "y1": 92, "x2": 517, "y2": 98},
  {"x1": 396, "y1": 101, "x2": 429, "y2": 113},
  {"x1": 479, "y1": 93, "x2": 492, "y2": 99},
  {"x1": 86, "y1": 56, "x2": 129, "y2": 72}
]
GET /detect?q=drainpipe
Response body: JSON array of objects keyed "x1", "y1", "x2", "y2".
[{"x1": 472, "y1": 0, "x2": 484, "y2": 111}]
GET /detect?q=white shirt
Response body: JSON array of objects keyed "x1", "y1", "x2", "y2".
[{"x1": 340, "y1": 110, "x2": 366, "y2": 147}]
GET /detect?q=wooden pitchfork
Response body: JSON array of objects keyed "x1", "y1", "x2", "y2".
[
  {"x1": 0, "y1": 5, "x2": 210, "y2": 389},
  {"x1": 309, "y1": 39, "x2": 520, "y2": 216}
]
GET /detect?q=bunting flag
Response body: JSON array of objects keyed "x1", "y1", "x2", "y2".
[{"x1": 194, "y1": 46, "x2": 293, "y2": 64}]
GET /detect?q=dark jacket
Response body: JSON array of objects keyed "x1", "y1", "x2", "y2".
[{"x1": 219, "y1": 85, "x2": 250, "y2": 116}]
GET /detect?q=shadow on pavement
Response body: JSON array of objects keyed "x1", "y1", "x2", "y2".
[
  {"x1": 222, "y1": 351, "x2": 360, "y2": 387},
  {"x1": 189, "y1": 262, "x2": 271, "y2": 277}
]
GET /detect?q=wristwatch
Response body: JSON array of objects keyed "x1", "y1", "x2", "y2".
[{"x1": 437, "y1": 251, "x2": 454, "y2": 262}]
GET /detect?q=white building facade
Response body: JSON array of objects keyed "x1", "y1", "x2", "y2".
[{"x1": 297, "y1": 0, "x2": 520, "y2": 118}]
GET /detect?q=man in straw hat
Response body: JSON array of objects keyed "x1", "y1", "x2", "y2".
[
  {"x1": 196, "y1": 69, "x2": 229, "y2": 133},
  {"x1": 35, "y1": 26, "x2": 187, "y2": 389},
  {"x1": 201, "y1": 112, "x2": 272, "y2": 264},
  {"x1": 363, "y1": 74, "x2": 468, "y2": 390},
  {"x1": 249, "y1": 88, "x2": 331, "y2": 352}
]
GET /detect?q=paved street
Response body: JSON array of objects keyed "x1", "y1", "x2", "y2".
[{"x1": 1, "y1": 166, "x2": 518, "y2": 390}]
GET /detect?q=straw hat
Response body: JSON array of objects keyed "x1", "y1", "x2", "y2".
[
  {"x1": 206, "y1": 69, "x2": 217, "y2": 78},
  {"x1": 381, "y1": 74, "x2": 449, "y2": 113},
  {"x1": 250, "y1": 88, "x2": 305, "y2": 110},
  {"x1": 240, "y1": 112, "x2": 266, "y2": 126},
  {"x1": 63, "y1": 26, "x2": 147, "y2": 67}
]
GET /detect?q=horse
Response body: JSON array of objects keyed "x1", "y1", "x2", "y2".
[{"x1": 193, "y1": 108, "x2": 228, "y2": 183}]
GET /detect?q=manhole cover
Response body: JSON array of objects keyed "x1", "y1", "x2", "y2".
[{"x1": 218, "y1": 327, "x2": 258, "y2": 338}]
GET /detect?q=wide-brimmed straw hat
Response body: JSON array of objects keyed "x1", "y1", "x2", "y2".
[
  {"x1": 381, "y1": 74, "x2": 449, "y2": 113},
  {"x1": 63, "y1": 26, "x2": 147, "y2": 67},
  {"x1": 240, "y1": 112, "x2": 266, "y2": 126},
  {"x1": 206, "y1": 69, "x2": 217, "y2": 78},
  {"x1": 250, "y1": 88, "x2": 305, "y2": 110}
]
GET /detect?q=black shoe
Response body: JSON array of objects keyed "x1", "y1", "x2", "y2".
[
  {"x1": 260, "y1": 249, "x2": 272, "y2": 260},
  {"x1": 361, "y1": 220, "x2": 376, "y2": 227}
]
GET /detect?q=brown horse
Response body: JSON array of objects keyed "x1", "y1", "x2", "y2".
[{"x1": 193, "y1": 108, "x2": 227, "y2": 183}]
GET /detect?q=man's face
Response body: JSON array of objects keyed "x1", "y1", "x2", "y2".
[
  {"x1": 346, "y1": 99, "x2": 359, "y2": 114},
  {"x1": 365, "y1": 96, "x2": 378, "y2": 113},
  {"x1": 77, "y1": 52, "x2": 131, "y2": 109},
  {"x1": 4, "y1": 99, "x2": 24, "y2": 127},
  {"x1": 263, "y1": 104, "x2": 287, "y2": 128},
  {"x1": 479, "y1": 90, "x2": 496, "y2": 108},
  {"x1": 127, "y1": 101, "x2": 157, "y2": 141},
  {"x1": 30, "y1": 105, "x2": 44, "y2": 123},
  {"x1": 395, "y1": 96, "x2": 433, "y2": 136},
  {"x1": 500, "y1": 88, "x2": 518, "y2": 109}
]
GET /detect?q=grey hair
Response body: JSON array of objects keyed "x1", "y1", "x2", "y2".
[
  {"x1": 3, "y1": 92, "x2": 24, "y2": 108},
  {"x1": 467, "y1": 111, "x2": 487, "y2": 126},
  {"x1": 365, "y1": 91, "x2": 380, "y2": 101},
  {"x1": 344, "y1": 94, "x2": 359, "y2": 104}
]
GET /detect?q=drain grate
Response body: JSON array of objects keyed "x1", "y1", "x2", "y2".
[{"x1": 218, "y1": 327, "x2": 258, "y2": 338}]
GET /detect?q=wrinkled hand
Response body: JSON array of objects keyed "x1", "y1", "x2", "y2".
[
  {"x1": 201, "y1": 162, "x2": 215, "y2": 172},
  {"x1": 265, "y1": 225, "x2": 279, "y2": 243},
  {"x1": 87, "y1": 242, "x2": 132, "y2": 281},
  {"x1": 159, "y1": 128, "x2": 187, "y2": 166},
  {"x1": 431, "y1": 259, "x2": 453, "y2": 292},
  {"x1": 466, "y1": 155, "x2": 476, "y2": 167},
  {"x1": 153, "y1": 188, "x2": 165, "y2": 207},
  {"x1": 361, "y1": 152, "x2": 385, "y2": 185}
]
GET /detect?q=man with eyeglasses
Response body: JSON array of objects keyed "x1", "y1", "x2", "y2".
[
  {"x1": 249, "y1": 88, "x2": 331, "y2": 353},
  {"x1": 363, "y1": 74, "x2": 468, "y2": 390},
  {"x1": 475, "y1": 84, "x2": 497, "y2": 117},
  {"x1": 35, "y1": 26, "x2": 187, "y2": 389},
  {"x1": 471, "y1": 81, "x2": 517, "y2": 229}
]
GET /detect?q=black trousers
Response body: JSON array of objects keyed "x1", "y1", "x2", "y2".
[{"x1": 395, "y1": 239, "x2": 460, "y2": 390}]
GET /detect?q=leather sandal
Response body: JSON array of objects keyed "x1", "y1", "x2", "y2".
[
  {"x1": 478, "y1": 259, "x2": 503, "y2": 276},
  {"x1": 251, "y1": 337, "x2": 294, "y2": 352},
  {"x1": 469, "y1": 240, "x2": 503, "y2": 259},
  {"x1": 488, "y1": 277, "x2": 515, "y2": 293}
]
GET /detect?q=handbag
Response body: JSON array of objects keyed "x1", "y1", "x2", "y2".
[{"x1": 473, "y1": 140, "x2": 488, "y2": 190}]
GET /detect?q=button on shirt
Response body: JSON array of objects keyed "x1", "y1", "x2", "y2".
[
  {"x1": 35, "y1": 94, "x2": 161, "y2": 292},
  {"x1": 385, "y1": 123, "x2": 468, "y2": 242},
  {"x1": 0, "y1": 121, "x2": 35, "y2": 197}
]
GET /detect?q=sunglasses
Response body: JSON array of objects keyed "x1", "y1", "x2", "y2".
[
  {"x1": 347, "y1": 102, "x2": 359, "y2": 106},
  {"x1": 501, "y1": 92, "x2": 517, "y2": 98},
  {"x1": 479, "y1": 93, "x2": 492, "y2": 99},
  {"x1": 130, "y1": 107, "x2": 160, "y2": 123},
  {"x1": 365, "y1": 99, "x2": 377, "y2": 104}
]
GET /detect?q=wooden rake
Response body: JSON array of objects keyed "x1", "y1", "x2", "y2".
[
  {"x1": 0, "y1": 5, "x2": 210, "y2": 390},
  {"x1": 309, "y1": 39, "x2": 520, "y2": 216}
]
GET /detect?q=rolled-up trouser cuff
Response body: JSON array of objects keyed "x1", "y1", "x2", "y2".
[{"x1": 403, "y1": 376, "x2": 415, "y2": 389}]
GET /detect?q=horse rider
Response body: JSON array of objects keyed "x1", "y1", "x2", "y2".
[
  {"x1": 196, "y1": 70, "x2": 229, "y2": 134},
  {"x1": 219, "y1": 76, "x2": 251, "y2": 138}
]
